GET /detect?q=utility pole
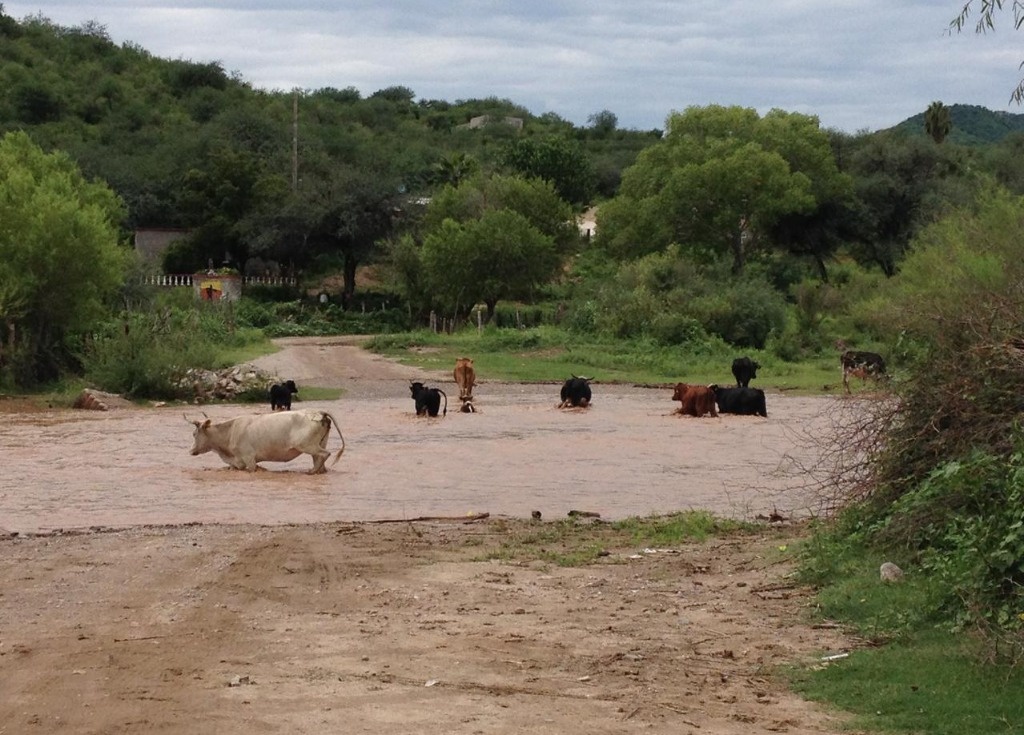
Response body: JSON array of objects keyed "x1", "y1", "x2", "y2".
[{"x1": 292, "y1": 90, "x2": 299, "y2": 191}]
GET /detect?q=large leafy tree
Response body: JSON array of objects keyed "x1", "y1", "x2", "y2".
[
  {"x1": 843, "y1": 132, "x2": 978, "y2": 275},
  {"x1": 411, "y1": 173, "x2": 576, "y2": 320},
  {"x1": 304, "y1": 163, "x2": 403, "y2": 307},
  {"x1": 0, "y1": 131, "x2": 128, "y2": 385},
  {"x1": 598, "y1": 105, "x2": 848, "y2": 273},
  {"x1": 423, "y1": 173, "x2": 577, "y2": 254},
  {"x1": 421, "y1": 209, "x2": 559, "y2": 321},
  {"x1": 499, "y1": 136, "x2": 595, "y2": 206}
]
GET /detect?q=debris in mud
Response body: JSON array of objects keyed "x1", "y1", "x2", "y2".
[{"x1": 228, "y1": 675, "x2": 254, "y2": 687}]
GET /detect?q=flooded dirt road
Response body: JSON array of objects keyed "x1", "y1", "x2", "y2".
[
  {"x1": 1, "y1": 338, "x2": 837, "y2": 533},
  {"x1": 0, "y1": 340, "x2": 862, "y2": 735}
]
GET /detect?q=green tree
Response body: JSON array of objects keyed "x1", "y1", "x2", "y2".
[
  {"x1": 598, "y1": 106, "x2": 845, "y2": 273},
  {"x1": 424, "y1": 173, "x2": 577, "y2": 254},
  {"x1": 587, "y1": 109, "x2": 618, "y2": 137},
  {"x1": 499, "y1": 136, "x2": 595, "y2": 206},
  {"x1": 303, "y1": 163, "x2": 404, "y2": 306},
  {"x1": 844, "y1": 132, "x2": 978, "y2": 275},
  {"x1": 0, "y1": 131, "x2": 128, "y2": 385},
  {"x1": 420, "y1": 209, "x2": 560, "y2": 321},
  {"x1": 430, "y1": 151, "x2": 479, "y2": 188},
  {"x1": 924, "y1": 100, "x2": 953, "y2": 143},
  {"x1": 406, "y1": 173, "x2": 576, "y2": 321}
]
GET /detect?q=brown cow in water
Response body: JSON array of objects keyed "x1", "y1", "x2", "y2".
[
  {"x1": 671, "y1": 383, "x2": 718, "y2": 417},
  {"x1": 454, "y1": 356, "x2": 476, "y2": 407}
]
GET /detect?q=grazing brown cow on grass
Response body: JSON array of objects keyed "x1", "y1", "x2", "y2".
[{"x1": 671, "y1": 383, "x2": 718, "y2": 417}]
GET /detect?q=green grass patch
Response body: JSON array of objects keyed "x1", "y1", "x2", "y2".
[
  {"x1": 368, "y1": 327, "x2": 841, "y2": 392},
  {"x1": 788, "y1": 628, "x2": 1024, "y2": 735},
  {"x1": 612, "y1": 510, "x2": 752, "y2": 545},
  {"x1": 480, "y1": 511, "x2": 756, "y2": 567},
  {"x1": 213, "y1": 332, "x2": 278, "y2": 368},
  {"x1": 795, "y1": 517, "x2": 1024, "y2": 734}
]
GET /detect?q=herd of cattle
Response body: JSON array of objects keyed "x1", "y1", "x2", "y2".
[{"x1": 188, "y1": 347, "x2": 888, "y2": 474}]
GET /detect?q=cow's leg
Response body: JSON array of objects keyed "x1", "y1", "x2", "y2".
[
  {"x1": 293, "y1": 432, "x2": 332, "y2": 474},
  {"x1": 238, "y1": 453, "x2": 259, "y2": 471},
  {"x1": 308, "y1": 449, "x2": 330, "y2": 474}
]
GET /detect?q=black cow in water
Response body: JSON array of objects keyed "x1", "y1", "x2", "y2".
[
  {"x1": 558, "y1": 375, "x2": 593, "y2": 408},
  {"x1": 269, "y1": 380, "x2": 299, "y2": 410},
  {"x1": 410, "y1": 381, "x2": 447, "y2": 417},
  {"x1": 711, "y1": 385, "x2": 767, "y2": 417},
  {"x1": 731, "y1": 356, "x2": 760, "y2": 388}
]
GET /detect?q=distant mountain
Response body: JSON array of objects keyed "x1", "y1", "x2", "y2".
[{"x1": 891, "y1": 104, "x2": 1024, "y2": 145}]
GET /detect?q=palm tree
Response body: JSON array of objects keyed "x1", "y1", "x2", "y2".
[
  {"x1": 924, "y1": 101, "x2": 952, "y2": 144},
  {"x1": 431, "y1": 152, "x2": 479, "y2": 188}
]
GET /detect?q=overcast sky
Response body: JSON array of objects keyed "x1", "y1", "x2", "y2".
[{"x1": 4, "y1": 1, "x2": 1023, "y2": 133}]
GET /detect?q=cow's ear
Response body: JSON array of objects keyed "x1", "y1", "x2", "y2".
[{"x1": 201, "y1": 419, "x2": 212, "y2": 429}]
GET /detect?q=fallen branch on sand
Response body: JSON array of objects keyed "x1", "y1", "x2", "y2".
[{"x1": 366, "y1": 512, "x2": 490, "y2": 524}]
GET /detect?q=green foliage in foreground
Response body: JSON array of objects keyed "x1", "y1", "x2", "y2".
[
  {"x1": 792, "y1": 190, "x2": 1024, "y2": 733},
  {"x1": 368, "y1": 326, "x2": 840, "y2": 391},
  {"x1": 788, "y1": 629, "x2": 1024, "y2": 734},
  {"x1": 482, "y1": 512, "x2": 753, "y2": 567},
  {"x1": 793, "y1": 511, "x2": 1024, "y2": 734},
  {"x1": 0, "y1": 131, "x2": 128, "y2": 388}
]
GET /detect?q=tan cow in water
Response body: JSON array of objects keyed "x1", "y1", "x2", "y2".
[
  {"x1": 454, "y1": 357, "x2": 476, "y2": 402},
  {"x1": 187, "y1": 409, "x2": 345, "y2": 473}
]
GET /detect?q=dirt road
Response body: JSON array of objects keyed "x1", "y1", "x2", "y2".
[{"x1": 0, "y1": 338, "x2": 859, "y2": 734}]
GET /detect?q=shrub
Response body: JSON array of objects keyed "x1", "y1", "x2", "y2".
[
  {"x1": 688, "y1": 278, "x2": 787, "y2": 349},
  {"x1": 808, "y1": 187, "x2": 1024, "y2": 650},
  {"x1": 82, "y1": 311, "x2": 218, "y2": 398}
]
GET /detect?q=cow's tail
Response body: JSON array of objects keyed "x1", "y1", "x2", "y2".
[
  {"x1": 321, "y1": 411, "x2": 347, "y2": 467},
  {"x1": 439, "y1": 389, "x2": 448, "y2": 416}
]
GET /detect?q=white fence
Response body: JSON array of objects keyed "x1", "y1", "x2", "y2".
[{"x1": 140, "y1": 274, "x2": 297, "y2": 287}]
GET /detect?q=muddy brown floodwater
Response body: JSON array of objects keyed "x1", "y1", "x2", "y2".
[{"x1": 0, "y1": 338, "x2": 837, "y2": 534}]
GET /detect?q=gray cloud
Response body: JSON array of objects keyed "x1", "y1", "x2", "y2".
[{"x1": 5, "y1": 1, "x2": 1022, "y2": 131}]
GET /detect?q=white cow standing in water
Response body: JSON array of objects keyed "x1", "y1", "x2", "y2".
[{"x1": 187, "y1": 409, "x2": 345, "y2": 474}]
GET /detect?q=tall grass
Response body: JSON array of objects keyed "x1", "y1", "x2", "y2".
[
  {"x1": 81, "y1": 301, "x2": 268, "y2": 399},
  {"x1": 368, "y1": 326, "x2": 840, "y2": 390}
]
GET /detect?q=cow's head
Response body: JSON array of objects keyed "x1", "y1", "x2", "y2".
[
  {"x1": 410, "y1": 381, "x2": 426, "y2": 397},
  {"x1": 184, "y1": 414, "x2": 214, "y2": 455},
  {"x1": 671, "y1": 383, "x2": 688, "y2": 401}
]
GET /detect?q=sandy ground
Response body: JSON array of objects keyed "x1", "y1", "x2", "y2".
[{"x1": 0, "y1": 338, "x2": 862, "y2": 734}]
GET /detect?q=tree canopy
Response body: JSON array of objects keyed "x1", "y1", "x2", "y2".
[
  {"x1": 596, "y1": 105, "x2": 850, "y2": 273},
  {"x1": 0, "y1": 130, "x2": 128, "y2": 385},
  {"x1": 410, "y1": 173, "x2": 576, "y2": 320}
]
